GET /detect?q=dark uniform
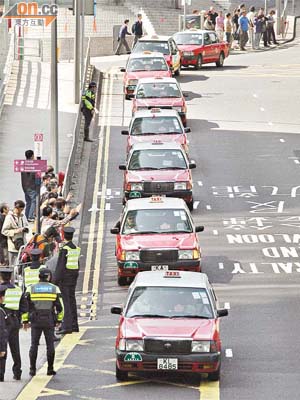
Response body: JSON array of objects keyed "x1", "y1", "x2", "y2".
[
  {"x1": 0, "y1": 266, "x2": 27, "y2": 380},
  {"x1": 0, "y1": 285, "x2": 9, "y2": 382},
  {"x1": 22, "y1": 268, "x2": 64, "y2": 376},
  {"x1": 81, "y1": 81, "x2": 97, "y2": 142},
  {"x1": 55, "y1": 227, "x2": 80, "y2": 334}
]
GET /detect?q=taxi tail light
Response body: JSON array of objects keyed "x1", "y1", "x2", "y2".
[{"x1": 120, "y1": 251, "x2": 126, "y2": 261}]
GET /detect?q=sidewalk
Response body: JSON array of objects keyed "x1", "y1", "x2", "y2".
[{"x1": 0, "y1": 60, "x2": 78, "y2": 206}]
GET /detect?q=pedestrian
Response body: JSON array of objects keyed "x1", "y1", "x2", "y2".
[
  {"x1": 1, "y1": 200, "x2": 29, "y2": 267},
  {"x1": 115, "y1": 19, "x2": 132, "y2": 55},
  {"x1": 203, "y1": 14, "x2": 214, "y2": 31},
  {"x1": 21, "y1": 150, "x2": 37, "y2": 223},
  {"x1": 0, "y1": 204, "x2": 9, "y2": 266},
  {"x1": 40, "y1": 204, "x2": 80, "y2": 235},
  {"x1": 254, "y1": 9, "x2": 268, "y2": 49},
  {"x1": 0, "y1": 285, "x2": 8, "y2": 382},
  {"x1": 132, "y1": 13, "x2": 143, "y2": 49},
  {"x1": 55, "y1": 227, "x2": 80, "y2": 335},
  {"x1": 22, "y1": 268, "x2": 64, "y2": 376},
  {"x1": 232, "y1": 8, "x2": 240, "y2": 40},
  {"x1": 81, "y1": 81, "x2": 97, "y2": 143},
  {"x1": 247, "y1": 6, "x2": 256, "y2": 49},
  {"x1": 40, "y1": 175, "x2": 51, "y2": 196},
  {"x1": 267, "y1": 10, "x2": 278, "y2": 45},
  {"x1": 208, "y1": 6, "x2": 218, "y2": 26},
  {"x1": 238, "y1": 10, "x2": 249, "y2": 50},
  {"x1": 215, "y1": 11, "x2": 225, "y2": 41},
  {"x1": 225, "y1": 13, "x2": 233, "y2": 45},
  {"x1": 0, "y1": 266, "x2": 27, "y2": 380},
  {"x1": 258, "y1": 8, "x2": 269, "y2": 47}
]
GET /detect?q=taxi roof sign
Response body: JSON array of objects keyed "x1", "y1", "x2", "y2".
[
  {"x1": 150, "y1": 195, "x2": 165, "y2": 203},
  {"x1": 164, "y1": 271, "x2": 181, "y2": 278},
  {"x1": 152, "y1": 139, "x2": 163, "y2": 144},
  {"x1": 143, "y1": 50, "x2": 152, "y2": 54},
  {"x1": 151, "y1": 108, "x2": 161, "y2": 113}
]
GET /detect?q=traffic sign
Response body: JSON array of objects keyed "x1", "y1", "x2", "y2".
[
  {"x1": 34, "y1": 133, "x2": 43, "y2": 158},
  {"x1": 14, "y1": 159, "x2": 47, "y2": 172},
  {"x1": 34, "y1": 133, "x2": 44, "y2": 142}
]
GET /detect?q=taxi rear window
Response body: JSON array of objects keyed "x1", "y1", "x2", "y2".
[
  {"x1": 126, "y1": 286, "x2": 213, "y2": 319},
  {"x1": 131, "y1": 117, "x2": 183, "y2": 135},
  {"x1": 128, "y1": 149, "x2": 187, "y2": 170},
  {"x1": 127, "y1": 57, "x2": 168, "y2": 72},
  {"x1": 133, "y1": 41, "x2": 170, "y2": 55},
  {"x1": 136, "y1": 83, "x2": 181, "y2": 99},
  {"x1": 122, "y1": 209, "x2": 193, "y2": 235}
]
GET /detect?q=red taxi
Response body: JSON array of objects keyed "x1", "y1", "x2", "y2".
[
  {"x1": 110, "y1": 197, "x2": 204, "y2": 286},
  {"x1": 132, "y1": 77, "x2": 187, "y2": 126},
  {"x1": 119, "y1": 142, "x2": 195, "y2": 209},
  {"x1": 122, "y1": 108, "x2": 190, "y2": 153},
  {"x1": 121, "y1": 52, "x2": 171, "y2": 100},
  {"x1": 173, "y1": 30, "x2": 229, "y2": 69},
  {"x1": 132, "y1": 35, "x2": 182, "y2": 76},
  {"x1": 111, "y1": 270, "x2": 228, "y2": 381}
]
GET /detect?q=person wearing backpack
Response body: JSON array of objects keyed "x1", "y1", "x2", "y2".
[{"x1": 132, "y1": 14, "x2": 143, "y2": 49}]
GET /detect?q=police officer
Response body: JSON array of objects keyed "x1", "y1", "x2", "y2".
[
  {"x1": 55, "y1": 227, "x2": 80, "y2": 335},
  {"x1": 23, "y1": 249, "x2": 45, "y2": 290},
  {"x1": 0, "y1": 266, "x2": 27, "y2": 380},
  {"x1": 22, "y1": 268, "x2": 64, "y2": 376},
  {"x1": 0, "y1": 285, "x2": 9, "y2": 382},
  {"x1": 81, "y1": 81, "x2": 97, "y2": 142}
]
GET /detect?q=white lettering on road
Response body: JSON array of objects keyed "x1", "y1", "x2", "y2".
[
  {"x1": 262, "y1": 247, "x2": 299, "y2": 258},
  {"x1": 247, "y1": 200, "x2": 285, "y2": 213}
]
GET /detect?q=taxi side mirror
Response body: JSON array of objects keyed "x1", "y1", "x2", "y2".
[
  {"x1": 111, "y1": 306, "x2": 123, "y2": 315},
  {"x1": 184, "y1": 127, "x2": 191, "y2": 133},
  {"x1": 217, "y1": 308, "x2": 228, "y2": 318},
  {"x1": 119, "y1": 164, "x2": 126, "y2": 170},
  {"x1": 120, "y1": 67, "x2": 126, "y2": 72},
  {"x1": 121, "y1": 130, "x2": 129, "y2": 135},
  {"x1": 195, "y1": 226, "x2": 204, "y2": 232},
  {"x1": 183, "y1": 92, "x2": 189, "y2": 98},
  {"x1": 189, "y1": 161, "x2": 196, "y2": 169},
  {"x1": 110, "y1": 227, "x2": 120, "y2": 234}
]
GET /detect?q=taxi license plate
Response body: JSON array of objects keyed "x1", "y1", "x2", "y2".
[
  {"x1": 151, "y1": 265, "x2": 169, "y2": 271},
  {"x1": 157, "y1": 358, "x2": 178, "y2": 370}
]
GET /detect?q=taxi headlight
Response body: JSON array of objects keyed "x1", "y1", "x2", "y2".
[
  {"x1": 126, "y1": 251, "x2": 140, "y2": 261},
  {"x1": 178, "y1": 250, "x2": 193, "y2": 259},
  {"x1": 130, "y1": 182, "x2": 144, "y2": 191},
  {"x1": 128, "y1": 79, "x2": 138, "y2": 86},
  {"x1": 118, "y1": 338, "x2": 126, "y2": 351},
  {"x1": 191, "y1": 341, "x2": 211, "y2": 353},
  {"x1": 173, "y1": 106, "x2": 182, "y2": 112},
  {"x1": 184, "y1": 51, "x2": 194, "y2": 56},
  {"x1": 125, "y1": 340, "x2": 144, "y2": 351},
  {"x1": 174, "y1": 182, "x2": 187, "y2": 190}
]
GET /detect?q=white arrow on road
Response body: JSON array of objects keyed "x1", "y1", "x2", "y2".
[{"x1": 88, "y1": 204, "x2": 100, "y2": 212}]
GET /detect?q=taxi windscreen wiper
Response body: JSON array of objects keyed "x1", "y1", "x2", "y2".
[
  {"x1": 170, "y1": 315, "x2": 211, "y2": 319},
  {"x1": 158, "y1": 166, "x2": 185, "y2": 170},
  {"x1": 129, "y1": 314, "x2": 169, "y2": 318}
]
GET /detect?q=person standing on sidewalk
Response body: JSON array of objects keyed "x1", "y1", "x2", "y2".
[
  {"x1": 247, "y1": 6, "x2": 256, "y2": 49},
  {"x1": 215, "y1": 11, "x2": 225, "y2": 41},
  {"x1": 21, "y1": 150, "x2": 37, "y2": 223},
  {"x1": 238, "y1": 10, "x2": 249, "y2": 50},
  {"x1": 55, "y1": 227, "x2": 80, "y2": 335},
  {"x1": 22, "y1": 268, "x2": 64, "y2": 376},
  {"x1": 115, "y1": 19, "x2": 132, "y2": 55},
  {"x1": 0, "y1": 204, "x2": 9, "y2": 266},
  {"x1": 81, "y1": 81, "x2": 97, "y2": 142},
  {"x1": 267, "y1": 10, "x2": 278, "y2": 45},
  {"x1": 0, "y1": 266, "x2": 27, "y2": 381},
  {"x1": 132, "y1": 14, "x2": 143, "y2": 49},
  {"x1": 225, "y1": 13, "x2": 233, "y2": 46},
  {"x1": 0, "y1": 286, "x2": 9, "y2": 382},
  {"x1": 1, "y1": 200, "x2": 29, "y2": 267}
]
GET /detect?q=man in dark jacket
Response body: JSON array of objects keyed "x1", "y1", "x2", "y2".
[
  {"x1": 115, "y1": 19, "x2": 131, "y2": 55},
  {"x1": 21, "y1": 150, "x2": 37, "y2": 222},
  {"x1": 0, "y1": 286, "x2": 9, "y2": 382},
  {"x1": 132, "y1": 14, "x2": 143, "y2": 49},
  {"x1": 0, "y1": 204, "x2": 9, "y2": 266},
  {"x1": 55, "y1": 227, "x2": 80, "y2": 334}
]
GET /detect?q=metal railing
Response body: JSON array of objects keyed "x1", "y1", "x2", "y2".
[{"x1": 63, "y1": 37, "x2": 93, "y2": 197}]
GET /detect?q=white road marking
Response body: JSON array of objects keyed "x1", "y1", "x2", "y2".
[
  {"x1": 280, "y1": 138, "x2": 285, "y2": 142},
  {"x1": 213, "y1": 230, "x2": 218, "y2": 235},
  {"x1": 193, "y1": 201, "x2": 200, "y2": 210},
  {"x1": 225, "y1": 349, "x2": 233, "y2": 358},
  {"x1": 106, "y1": 189, "x2": 111, "y2": 196},
  {"x1": 197, "y1": 181, "x2": 203, "y2": 186},
  {"x1": 268, "y1": 122, "x2": 273, "y2": 126},
  {"x1": 224, "y1": 302, "x2": 230, "y2": 310},
  {"x1": 97, "y1": 192, "x2": 102, "y2": 196},
  {"x1": 88, "y1": 204, "x2": 100, "y2": 212},
  {"x1": 206, "y1": 205, "x2": 211, "y2": 210},
  {"x1": 115, "y1": 191, "x2": 120, "y2": 196},
  {"x1": 218, "y1": 263, "x2": 224, "y2": 270},
  {"x1": 105, "y1": 203, "x2": 111, "y2": 210},
  {"x1": 260, "y1": 107, "x2": 265, "y2": 112},
  {"x1": 253, "y1": 93, "x2": 258, "y2": 98},
  {"x1": 294, "y1": 160, "x2": 300, "y2": 164}
]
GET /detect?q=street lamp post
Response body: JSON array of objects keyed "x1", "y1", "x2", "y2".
[
  {"x1": 50, "y1": 1, "x2": 58, "y2": 173},
  {"x1": 74, "y1": 0, "x2": 80, "y2": 103},
  {"x1": 81, "y1": 0, "x2": 85, "y2": 88}
]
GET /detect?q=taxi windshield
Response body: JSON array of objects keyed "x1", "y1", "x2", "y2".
[
  {"x1": 174, "y1": 33, "x2": 203, "y2": 45},
  {"x1": 127, "y1": 57, "x2": 168, "y2": 72},
  {"x1": 131, "y1": 117, "x2": 183, "y2": 135},
  {"x1": 136, "y1": 83, "x2": 181, "y2": 99},
  {"x1": 133, "y1": 41, "x2": 170, "y2": 55},
  {"x1": 122, "y1": 208, "x2": 193, "y2": 235},
  {"x1": 128, "y1": 149, "x2": 187, "y2": 170},
  {"x1": 126, "y1": 286, "x2": 213, "y2": 318}
]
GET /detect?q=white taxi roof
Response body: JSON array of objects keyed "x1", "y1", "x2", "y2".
[
  {"x1": 136, "y1": 77, "x2": 178, "y2": 85},
  {"x1": 132, "y1": 109, "x2": 182, "y2": 119},
  {"x1": 131, "y1": 141, "x2": 183, "y2": 151},
  {"x1": 128, "y1": 51, "x2": 166, "y2": 60},
  {"x1": 139, "y1": 35, "x2": 172, "y2": 42},
  {"x1": 126, "y1": 196, "x2": 187, "y2": 211},
  {"x1": 132, "y1": 271, "x2": 210, "y2": 289}
]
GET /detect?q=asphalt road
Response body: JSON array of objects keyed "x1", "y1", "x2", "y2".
[{"x1": 9, "y1": 40, "x2": 300, "y2": 400}]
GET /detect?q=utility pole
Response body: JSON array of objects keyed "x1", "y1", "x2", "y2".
[
  {"x1": 276, "y1": 0, "x2": 281, "y2": 35},
  {"x1": 183, "y1": 0, "x2": 186, "y2": 30},
  {"x1": 50, "y1": 1, "x2": 58, "y2": 173},
  {"x1": 74, "y1": 0, "x2": 80, "y2": 103},
  {"x1": 81, "y1": 0, "x2": 85, "y2": 89}
]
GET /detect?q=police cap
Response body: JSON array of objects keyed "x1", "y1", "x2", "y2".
[
  {"x1": 39, "y1": 268, "x2": 52, "y2": 280},
  {"x1": 0, "y1": 266, "x2": 14, "y2": 274},
  {"x1": 89, "y1": 81, "x2": 97, "y2": 88},
  {"x1": 30, "y1": 249, "x2": 42, "y2": 256},
  {"x1": 63, "y1": 227, "x2": 75, "y2": 234}
]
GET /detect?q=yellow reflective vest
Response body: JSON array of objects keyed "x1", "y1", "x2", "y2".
[
  {"x1": 64, "y1": 245, "x2": 80, "y2": 270},
  {"x1": 4, "y1": 286, "x2": 22, "y2": 311}
]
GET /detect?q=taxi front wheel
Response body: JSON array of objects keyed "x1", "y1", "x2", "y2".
[
  {"x1": 116, "y1": 363, "x2": 128, "y2": 381},
  {"x1": 208, "y1": 367, "x2": 220, "y2": 381},
  {"x1": 118, "y1": 276, "x2": 128, "y2": 286}
]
